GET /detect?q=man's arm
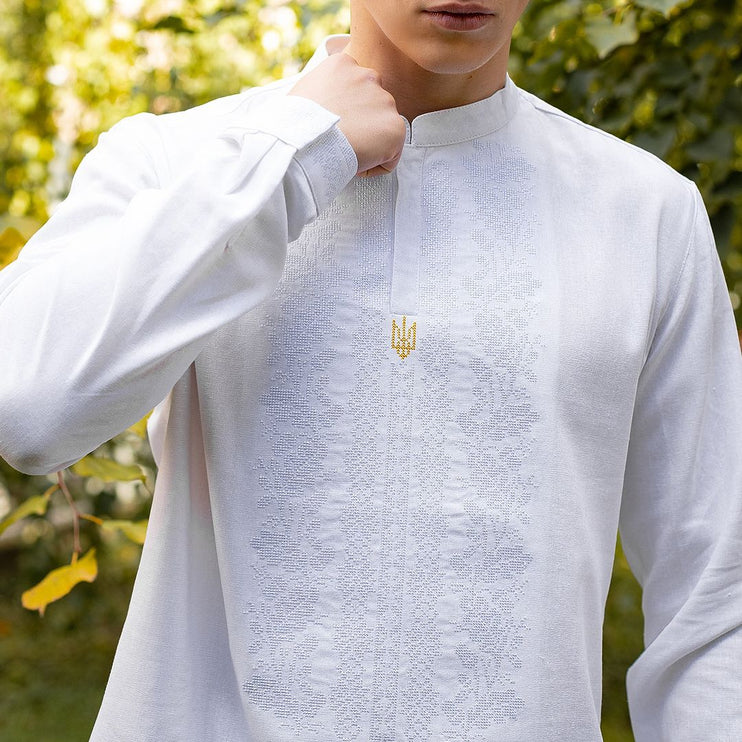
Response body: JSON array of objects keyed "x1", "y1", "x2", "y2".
[
  {"x1": 0, "y1": 54, "x2": 405, "y2": 476},
  {"x1": 619, "y1": 186, "x2": 742, "y2": 740}
]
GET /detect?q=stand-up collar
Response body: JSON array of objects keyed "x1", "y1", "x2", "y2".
[{"x1": 301, "y1": 35, "x2": 521, "y2": 147}]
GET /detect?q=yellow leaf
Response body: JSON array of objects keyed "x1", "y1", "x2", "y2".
[
  {"x1": 0, "y1": 227, "x2": 25, "y2": 268},
  {"x1": 100, "y1": 519, "x2": 148, "y2": 545},
  {"x1": 21, "y1": 549, "x2": 98, "y2": 616},
  {"x1": 0, "y1": 484, "x2": 56, "y2": 536},
  {"x1": 80, "y1": 513, "x2": 104, "y2": 526},
  {"x1": 72, "y1": 455, "x2": 145, "y2": 483},
  {"x1": 127, "y1": 411, "x2": 152, "y2": 438}
]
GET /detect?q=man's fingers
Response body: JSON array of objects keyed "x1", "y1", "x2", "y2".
[
  {"x1": 358, "y1": 149, "x2": 404, "y2": 178},
  {"x1": 288, "y1": 52, "x2": 404, "y2": 177}
]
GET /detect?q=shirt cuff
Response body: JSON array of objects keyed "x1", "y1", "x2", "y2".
[
  {"x1": 225, "y1": 93, "x2": 358, "y2": 215},
  {"x1": 293, "y1": 124, "x2": 357, "y2": 215}
]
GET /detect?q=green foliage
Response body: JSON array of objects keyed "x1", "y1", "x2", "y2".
[
  {"x1": 0, "y1": 541, "x2": 139, "y2": 741},
  {"x1": 0, "y1": 0, "x2": 349, "y2": 221},
  {"x1": 0, "y1": 485, "x2": 55, "y2": 537},
  {"x1": 585, "y1": 10, "x2": 639, "y2": 59},
  {"x1": 0, "y1": 428, "x2": 154, "y2": 614},
  {"x1": 602, "y1": 539, "x2": 644, "y2": 740}
]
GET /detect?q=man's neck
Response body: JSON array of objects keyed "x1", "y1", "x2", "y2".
[{"x1": 343, "y1": 26, "x2": 509, "y2": 122}]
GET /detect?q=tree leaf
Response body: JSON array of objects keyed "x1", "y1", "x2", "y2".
[
  {"x1": 710, "y1": 203, "x2": 735, "y2": 258},
  {"x1": 686, "y1": 129, "x2": 735, "y2": 164},
  {"x1": 0, "y1": 227, "x2": 25, "y2": 269},
  {"x1": 72, "y1": 455, "x2": 145, "y2": 483},
  {"x1": 100, "y1": 519, "x2": 148, "y2": 545},
  {"x1": 21, "y1": 549, "x2": 98, "y2": 616},
  {"x1": 585, "y1": 12, "x2": 639, "y2": 59},
  {"x1": 0, "y1": 484, "x2": 56, "y2": 536},
  {"x1": 127, "y1": 411, "x2": 152, "y2": 438},
  {"x1": 713, "y1": 171, "x2": 742, "y2": 200},
  {"x1": 630, "y1": 127, "x2": 676, "y2": 158},
  {"x1": 151, "y1": 16, "x2": 195, "y2": 34},
  {"x1": 634, "y1": 0, "x2": 683, "y2": 16}
]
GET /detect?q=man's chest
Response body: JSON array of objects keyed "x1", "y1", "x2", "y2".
[{"x1": 194, "y1": 156, "x2": 650, "y2": 512}]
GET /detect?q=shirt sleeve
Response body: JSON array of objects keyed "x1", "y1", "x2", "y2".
[
  {"x1": 619, "y1": 186, "x2": 742, "y2": 740},
  {"x1": 0, "y1": 93, "x2": 357, "y2": 475}
]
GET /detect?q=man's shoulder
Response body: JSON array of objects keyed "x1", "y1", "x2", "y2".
[
  {"x1": 103, "y1": 75, "x2": 299, "y2": 162},
  {"x1": 515, "y1": 86, "x2": 694, "y2": 200},
  {"x1": 163, "y1": 75, "x2": 297, "y2": 125}
]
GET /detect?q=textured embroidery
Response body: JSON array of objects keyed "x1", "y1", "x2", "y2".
[
  {"x1": 410, "y1": 144, "x2": 540, "y2": 735},
  {"x1": 333, "y1": 176, "x2": 396, "y2": 740},
  {"x1": 233, "y1": 137, "x2": 542, "y2": 741},
  {"x1": 242, "y1": 190, "x2": 348, "y2": 731},
  {"x1": 391, "y1": 315, "x2": 417, "y2": 359}
]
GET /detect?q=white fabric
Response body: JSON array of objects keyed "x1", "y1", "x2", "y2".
[{"x1": 1, "y1": 38, "x2": 741, "y2": 742}]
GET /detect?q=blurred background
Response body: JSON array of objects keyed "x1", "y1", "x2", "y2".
[{"x1": 0, "y1": 0, "x2": 740, "y2": 740}]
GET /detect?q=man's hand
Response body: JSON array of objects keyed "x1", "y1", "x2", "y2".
[{"x1": 289, "y1": 53, "x2": 406, "y2": 177}]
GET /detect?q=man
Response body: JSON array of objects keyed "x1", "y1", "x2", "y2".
[{"x1": 0, "y1": 1, "x2": 740, "y2": 740}]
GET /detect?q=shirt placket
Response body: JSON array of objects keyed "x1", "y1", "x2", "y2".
[{"x1": 367, "y1": 144, "x2": 424, "y2": 737}]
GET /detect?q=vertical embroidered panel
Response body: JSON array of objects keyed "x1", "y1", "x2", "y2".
[
  {"x1": 237, "y1": 138, "x2": 542, "y2": 741},
  {"x1": 367, "y1": 360, "x2": 415, "y2": 740},
  {"x1": 397, "y1": 142, "x2": 541, "y2": 739},
  {"x1": 329, "y1": 176, "x2": 393, "y2": 739},
  {"x1": 453, "y1": 139, "x2": 540, "y2": 728},
  {"x1": 242, "y1": 193, "x2": 347, "y2": 730}
]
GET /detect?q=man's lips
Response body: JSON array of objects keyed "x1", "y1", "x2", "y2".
[
  {"x1": 426, "y1": 3, "x2": 494, "y2": 12},
  {"x1": 423, "y1": 4, "x2": 495, "y2": 31}
]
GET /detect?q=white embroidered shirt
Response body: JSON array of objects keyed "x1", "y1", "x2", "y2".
[{"x1": 1, "y1": 38, "x2": 741, "y2": 742}]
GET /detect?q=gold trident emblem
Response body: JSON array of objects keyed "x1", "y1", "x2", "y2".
[{"x1": 391, "y1": 316, "x2": 417, "y2": 360}]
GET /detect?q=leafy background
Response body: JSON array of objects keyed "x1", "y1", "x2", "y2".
[{"x1": 0, "y1": 0, "x2": 739, "y2": 739}]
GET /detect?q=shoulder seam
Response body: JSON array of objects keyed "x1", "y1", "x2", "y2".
[{"x1": 516, "y1": 89, "x2": 693, "y2": 185}]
